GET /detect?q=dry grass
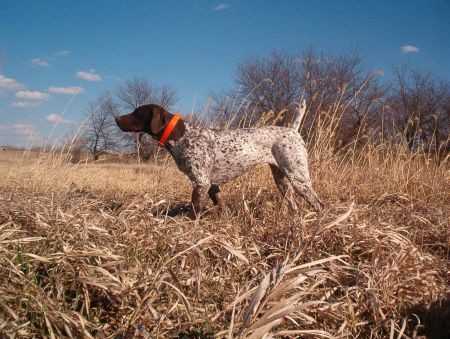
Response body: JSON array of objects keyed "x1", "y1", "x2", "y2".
[{"x1": 0, "y1": 134, "x2": 449, "y2": 338}]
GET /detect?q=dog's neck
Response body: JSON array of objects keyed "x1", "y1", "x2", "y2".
[{"x1": 148, "y1": 112, "x2": 187, "y2": 146}]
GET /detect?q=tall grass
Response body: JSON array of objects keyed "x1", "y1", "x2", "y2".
[{"x1": 0, "y1": 99, "x2": 448, "y2": 338}]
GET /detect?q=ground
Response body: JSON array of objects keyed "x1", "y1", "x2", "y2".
[{"x1": 0, "y1": 148, "x2": 448, "y2": 338}]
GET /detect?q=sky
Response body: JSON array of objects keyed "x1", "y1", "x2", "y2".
[{"x1": 0, "y1": 0, "x2": 449, "y2": 147}]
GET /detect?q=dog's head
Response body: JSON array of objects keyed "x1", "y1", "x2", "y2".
[{"x1": 115, "y1": 104, "x2": 185, "y2": 142}]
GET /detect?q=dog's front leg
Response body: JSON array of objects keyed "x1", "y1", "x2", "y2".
[
  {"x1": 180, "y1": 148, "x2": 214, "y2": 219},
  {"x1": 190, "y1": 184, "x2": 209, "y2": 219}
]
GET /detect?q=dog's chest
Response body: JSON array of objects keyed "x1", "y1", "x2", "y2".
[{"x1": 169, "y1": 128, "x2": 215, "y2": 174}]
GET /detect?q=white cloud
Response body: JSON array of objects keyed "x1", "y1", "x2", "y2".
[
  {"x1": 46, "y1": 113, "x2": 67, "y2": 125},
  {"x1": 11, "y1": 124, "x2": 36, "y2": 136},
  {"x1": 16, "y1": 90, "x2": 49, "y2": 101},
  {"x1": 0, "y1": 123, "x2": 42, "y2": 146},
  {"x1": 48, "y1": 86, "x2": 84, "y2": 95},
  {"x1": 213, "y1": 3, "x2": 230, "y2": 11},
  {"x1": 31, "y1": 58, "x2": 49, "y2": 67},
  {"x1": 401, "y1": 45, "x2": 419, "y2": 53},
  {"x1": 55, "y1": 50, "x2": 71, "y2": 56},
  {"x1": 0, "y1": 74, "x2": 24, "y2": 91},
  {"x1": 11, "y1": 101, "x2": 41, "y2": 108},
  {"x1": 76, "y1": 70, "x2": 102, "y2": 82},
  {"x1": 373, "y1": 69, "x2": 385, "y2": 76}
]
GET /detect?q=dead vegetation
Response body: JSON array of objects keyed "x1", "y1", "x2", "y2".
[
  {"x1": 0, "y1": 131, "x2": 448, "y2": 339},
  {"x1": 0, "y1": 88, "x2": 449, "y2": 338}
]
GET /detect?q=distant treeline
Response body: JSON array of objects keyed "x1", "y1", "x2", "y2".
[{"x1": 75, "y1": 48, "x2": 449, "y2": 161}]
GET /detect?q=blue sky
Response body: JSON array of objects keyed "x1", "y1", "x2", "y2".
[{"x1": 1, "y1": 0, "x2": 449, "y2": 146}]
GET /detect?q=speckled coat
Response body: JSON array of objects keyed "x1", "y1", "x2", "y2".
[
  {"x1": 115, "y1": 103, "x2": 323, "y2": 216},
  {"x1": 165, "y1": 123, "x2": 323, "y2": 213}
]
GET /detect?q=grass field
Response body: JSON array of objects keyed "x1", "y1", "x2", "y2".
[{"x1": 0, "y1": 144, "x2": 448, "y2": 338}]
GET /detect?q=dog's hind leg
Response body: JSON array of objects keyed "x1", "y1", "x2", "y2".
[
  {"x1": 272, "y1": 140, "x2": 323, "y2": 212},
  {"x1": 269, "y1": 164, "x2": 298, "y2": 211},
  {"x1": 288, "y1": 176, "x2": 323, "y2": 212}
]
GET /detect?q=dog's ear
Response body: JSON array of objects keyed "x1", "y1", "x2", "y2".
[
  {"x1": 150, "y1": 107, "x2": 168, "y2": 135},
  {"x1": 169, "y1": 119, "x2": 186, "y2": 142},
  {"x1": 149, "y1": 106, "x2": 186, "y2": 142}
]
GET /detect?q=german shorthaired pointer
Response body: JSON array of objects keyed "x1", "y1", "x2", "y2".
[{"x1": 115, "y1": 104, "x2": 323, "y2": 217}]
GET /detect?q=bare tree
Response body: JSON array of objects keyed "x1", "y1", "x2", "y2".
[
  {"x1": 299, "y1": 50, "x2": 385, "y2": 145},
  {"x1": 387, "y1": 67, "x2": 449, "y2": 154},
  {"x1": 116, "y1": 77, "x2": 177, "y2": 160},
  {"x1": 117, "y1": 77, "x2": 177, "y2": 111},
  {"x1": 234, "y1": 51, "x2": 303, "y2": 127},
  {"x1": 83, "y1": 94, "x2": 120, "y2": 160},
  {"x1": 117, "y1": 78, "x2": 153, "y2": 110},
  {"x1": 210, "y1": 50, "x2": 384, "y2": 149},
  {"x1": 159, "y1": 85, "x2": 178, "y2": 110},
  {"x1": 204, "y1": 91, "x2": 238, "y2": 128}
]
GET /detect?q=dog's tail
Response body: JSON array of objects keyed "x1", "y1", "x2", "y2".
[{"x1": 291, "y1": 99, "x2": 306, "y2": 131}]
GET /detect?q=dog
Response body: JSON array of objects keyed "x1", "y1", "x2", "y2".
[{"x1": 115, "y1": 104, "x2": 323, "y2": 217}]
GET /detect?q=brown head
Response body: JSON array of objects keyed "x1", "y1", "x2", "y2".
[{"x1": 115, "y1": 104, "x2": 185, "y2": 143}]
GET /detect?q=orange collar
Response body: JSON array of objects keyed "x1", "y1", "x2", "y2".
[{"x1": 158, "y1": 114, "x2": 182, "y2": 146}]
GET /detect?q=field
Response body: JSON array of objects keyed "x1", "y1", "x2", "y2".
[{"x1": 0, "y1": 145, "x2": 448, "y2": 339}]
